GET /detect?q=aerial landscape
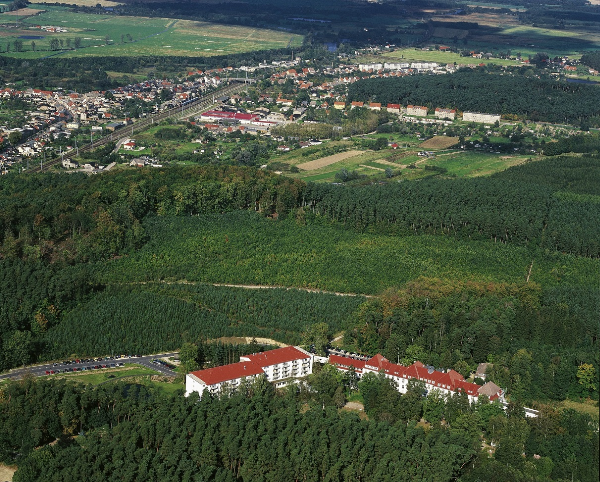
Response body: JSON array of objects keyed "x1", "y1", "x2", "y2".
[{"x1": 0, "y1": 0, "x2": 598, "y2": 480}]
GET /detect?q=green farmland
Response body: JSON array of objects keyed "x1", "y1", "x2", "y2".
[
  {"x1": 0, "y1": 6, "x2": 302, "y2": 58},
  {"x1": 274, "y1": 138, "x2": 536, "y2": 183}
]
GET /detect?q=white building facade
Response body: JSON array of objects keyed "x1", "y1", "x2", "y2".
[
  {"x1": 462, "y1": 112, "x2": 501, "y2": 124},
  {"x1": 185, "y1": 346, "x2": 313, "y2": 398}
]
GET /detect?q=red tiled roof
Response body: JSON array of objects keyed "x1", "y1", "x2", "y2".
[
  {"x1": 190, "y1": 360, "x2": 264, "y2": 386},
  {"x1": 455, "y1": 380, "x2": 480, "y2": 396},
  {"x1": 365, "y1": 354, "x2": 393, "y2": 371},
  {"x1": 331, "y1": 352, "x2": 489, "y2": 398},
  {"x1": 329, "y1": 354, "x2": 365, "y2": 371},
  {"x1": 245, "y1": 346, "x2": 309, "y2": 367},
  {"x1": 445, "y1": 369, "x2": 461, "y2": 380},
  {"x1": 201, "y1": 111, "x2": 259, "y2": 121}
]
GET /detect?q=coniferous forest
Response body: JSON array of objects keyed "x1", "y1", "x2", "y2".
[
  {"x1": 0, "y1": 155, "x2": 598, "y2": 480},
  {"x1": 348, "y1": 69, "x2": 600, "y2": 126},
  {"x1": 1, "y1": 376, "x2": 597, "y2": 482}
]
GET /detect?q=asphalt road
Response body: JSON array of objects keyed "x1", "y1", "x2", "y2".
[{"x1": 0, "y1": 352, "x2": 179, "y2": 381}]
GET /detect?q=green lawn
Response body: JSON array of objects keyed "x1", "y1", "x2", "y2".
[
  {"x1": 424, "y1": 151, "x2": 533, "y2": 177},
  {"x1": 53, "y1": 363, "x2": 185, "y2": 394},
  {"x1": 366, "y1": 48, "x2": 521, "y2": 67},
  {"x1": 55, "y1": 364, "x2": 159, "y2": 384},
  {"x1": 560, "y1": 399, "x2": 600, "y2": 421}
]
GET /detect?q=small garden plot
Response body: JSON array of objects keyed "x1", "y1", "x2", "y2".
[
  {"x1": 297, "y1": 150, "x2": 362, "y2": 171},
  {"x1": 419, "y1": 136, "x2": 460, "y2": 150}
]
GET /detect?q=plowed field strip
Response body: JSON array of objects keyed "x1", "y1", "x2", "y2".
[{"x1": 297, "y1": 150, "x2": 362, "y2": 170}]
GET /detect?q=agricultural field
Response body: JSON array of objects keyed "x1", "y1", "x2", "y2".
[
  {"x1": 418, "y1": 136, "x2": 459, "y2": 150},
  {"x1": 28, "y1": 0, "x2": 121, "y2": 6},
  {"x1": 0, "y1": 5, "x2": 302, "y2": 58},
  {"x1": 365, "y1": 47, "x2": 522, "y2": 67},
  {"x1": 273, "y1": 135, "x2": 534, "y2": 183},
  {"x1": 296, "y1": 150, "x2": 363, "y2": 171},
  {"x1": 423, "y1": 151, "x2": 533, "y2": 177},
  {"x1": 430, "y1": 8, "x2": 600, "y2": 57},
  {"x1": 290, "y1": 148, "x2": 407, "y2": 182}
]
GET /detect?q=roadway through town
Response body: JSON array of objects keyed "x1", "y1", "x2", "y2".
[
  {"x1": 30, "y1": 82, "x2": 248, "y2": 173},
  {"x1": 0, "y1": 352, "x2": 179, "y2": 382}
]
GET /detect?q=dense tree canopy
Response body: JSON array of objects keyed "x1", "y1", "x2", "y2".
[
  {"x1": 343, "y1": 277, "x2": 599, "y2": 403},
  {"x1": 348, "y1": 69, "x2": 600, "y2": 125},
  {"x1": 1, "y1": 375, "x2": 597, "y2": 482},
  {"x1": 304, "y1": 156, "x2": 600, "y2": 257}
]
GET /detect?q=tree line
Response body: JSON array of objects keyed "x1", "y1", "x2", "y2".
[
  {"x1": 41, "y1": 283, "x2": 363, "y2": 364},
  {"x1": 342, "y1": 277, "x2": 599, "y2": 403},
  {"x1": 1, "y1": 373, "x2": 597, "y2": 481},
  {"x1": 0, "y1": 166, "x2": 304, "y2": 264},
  {"x1": 303, "y1": 157, "x2": 600, "y2": 257},
  {"x1": 0, "y1": 48, "x2": 298, "y2": 91},
  {"x1": 348, "y1": 68, "x2": 600, "y2": 126},
  {"x1": 581, "y1": 50, "x2": 600, "y2": 71}
]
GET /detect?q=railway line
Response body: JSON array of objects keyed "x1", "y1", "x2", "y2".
[{"x1": 29, "y1": 82, "x2": 248, "y2": 173}]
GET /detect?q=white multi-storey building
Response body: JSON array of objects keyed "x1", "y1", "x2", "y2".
[
  {"x1": 462, "y1": 112, "x2": 501, "y2": 124},
  {"x1": 406, "y1": 105, "x2": 428, "y2": 117},
  {"x1": 185, "y1": 346, "x2": 313, "y2": 398},
  {"x1": 434, "y1": 108, "x2": 456, "y2": 120},
  {"x1": 329, "y1": 353, "x2": 503, "y2": 404}
]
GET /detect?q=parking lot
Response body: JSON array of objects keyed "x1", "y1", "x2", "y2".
[{"x1": 0, "y1": 352, "x2": 179, "y2": 381}]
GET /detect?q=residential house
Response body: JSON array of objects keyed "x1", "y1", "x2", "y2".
[
  {"x1": 386, "y1": 103, "x2": 401, "y2": 114},
  {"x1": 406, "y1": 105, "x2": 428, "y2": 117},
  {"x1": 434, "y1": 108, "x2": 456, "y2": 120}
]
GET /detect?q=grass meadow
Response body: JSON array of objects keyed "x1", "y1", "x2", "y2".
[
  {"x1": 55, "y1": 363, "x2": 185, "y2": 393},
  {"x1": 0, "y1": 6, "x2": 302, "y2": 58}
]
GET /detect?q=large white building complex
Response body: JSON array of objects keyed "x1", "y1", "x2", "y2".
[
  {"x1": 185, "y1": 346, "x2": 313, "y2": 398},
  {"x1": 329, "y1": 353, "x2": 504, "y2": 403},
  {"x1": 462, "y1": 112, "x2": 501, "y2": 124},
  {"x1": 185, "y1": 346, "x2": 503, "y2": 404}
]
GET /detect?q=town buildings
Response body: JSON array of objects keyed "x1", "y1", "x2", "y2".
[
  {"x1": 406, "y1": 105, "x2": 428, "y2": 117},
  {"x1": 435, "y1": 108, "x2": 456, "y2": 120}
]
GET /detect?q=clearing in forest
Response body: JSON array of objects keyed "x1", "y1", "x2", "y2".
[
  {"x1": 0, "y1": 464, "x2": 15, "y2": 482},
  {"x1": 419, "y1": 136, "x2": 459, "y2": 149},
  {"x1": 297, "y1": 150, "x2": 362, "y2": 171}
]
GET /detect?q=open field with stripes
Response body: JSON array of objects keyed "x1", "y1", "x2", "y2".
[{"x1": 0, "y1": 5, "x2": 302, "y2": 58}]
